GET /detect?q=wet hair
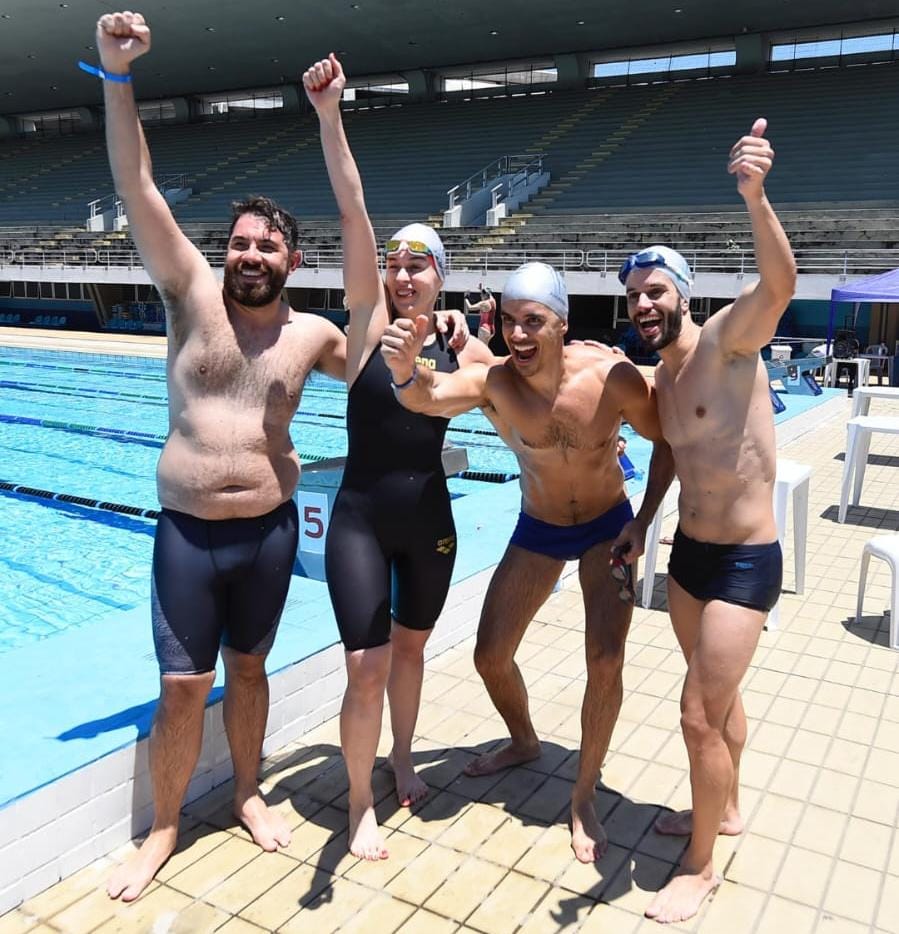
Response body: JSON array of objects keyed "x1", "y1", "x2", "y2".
[{"x1": 228, "y1": 195, "x2": 300, "y2": 253}]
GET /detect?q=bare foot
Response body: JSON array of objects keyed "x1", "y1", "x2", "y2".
[
  {"x1": 107, "y1": 827, "x2": 177, "y2": 902},
  {"x1": 348, "y1": 800, "x2": 388, "y2": 861},
  {"x1": 386, "y1": 753, "x2": 429, "y2": 807},
  {"x1": 645, "y1": 869, "x2": 721, "y2": 924},
  {"x1": 235, "y1": 792, "x2": 291, "y2": 851},
  {"x1": 654, "y1": 808, "x2": 743, "y2": 837},
  {"x1": 463, "y1": 741, "x2": 541, "y2": 777},
  {"x1": 570, "y1": 796, "x2": 608, "y2": 863}
]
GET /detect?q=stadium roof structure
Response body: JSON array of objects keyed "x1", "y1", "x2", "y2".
[{"x1": 1, "y1": 0, "x2": 898, "y2": 115}]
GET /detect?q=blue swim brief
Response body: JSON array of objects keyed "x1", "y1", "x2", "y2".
[{"x1": 509, "y1": 499, "x2": 634, "y2": 561}]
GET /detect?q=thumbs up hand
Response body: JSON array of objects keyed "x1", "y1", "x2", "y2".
[
  {"x1": 381, "y1": 314, "x2": 429, "y2": 386},
  {"x1": 727, "y1": 118, "x2": 773, "y2": 201}
]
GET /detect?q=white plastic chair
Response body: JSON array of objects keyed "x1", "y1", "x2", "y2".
[
  {"x1": 855, "y1": 535, "x2": 899, "y2": 650},
  {"x1": 864, "y1": 344, "x2": 890, "y2": 386}
]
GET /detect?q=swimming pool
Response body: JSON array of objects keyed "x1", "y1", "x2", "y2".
[
  {"x1": 0, "y1": 346, "x2": 656, "y2": 652},
  {"x1": 0, "y1": 342, "x2": 845, "y2": 823}
]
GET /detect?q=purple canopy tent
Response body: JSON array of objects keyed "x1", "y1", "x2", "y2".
[{"x1": 828, "y1": 267, "x2": 899, "y2": 353}]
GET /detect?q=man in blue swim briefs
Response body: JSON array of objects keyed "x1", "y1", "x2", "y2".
[
  {"x1": 618, "y1": 119, "x2": 796, "y2": 924},
  {"x1": 381, "y1": 261, "x2": 674, "y2": 864},
  {"x1": 96, "y1": 13, "x2": 348, "y2": 902}
]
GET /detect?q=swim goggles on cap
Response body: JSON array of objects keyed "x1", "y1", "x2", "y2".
[
  {"x1": 385, "y1": 238, "x2": 434, "y2": 258},
  {"x1": 617, "y1": 248, "x2": 677, "y2": 285}
]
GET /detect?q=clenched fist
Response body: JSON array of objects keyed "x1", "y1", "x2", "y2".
[
  {"x1": 97, "y1": 11, "x2": 151, "y2": 74},
  {"x1": 303, "y1": 53, "x2": 346, "y2": 115}
]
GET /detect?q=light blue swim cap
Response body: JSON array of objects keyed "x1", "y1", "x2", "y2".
[
  {"x1": 502, "y1": 262, "x2": 569, "y2": 321},
  {"x1": 388, "y1": 223, "x2": 446, "y2": 281},
  {"x1": 618, "y1": 245, "x2": 693, "y2": 299}
]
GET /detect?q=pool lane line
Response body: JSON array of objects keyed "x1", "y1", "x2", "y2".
[
  {"x1": 0, "y1": 482, "x2": 160, "y2": 519},
  {"x1": 0, "y1": 358, "x2": 166, "y2": 384},
  {"x1": 0, "y1": 413, "x2": 346, "y2": 452},
  {"x1": 457, "y1": 470, "x2": 520, "y2": 483},
  {"x1": 1, "y1": 356, "x2": 350, "y2": 396},
  {"x1": 0, "y1": 379, "x2": 168, "y2": 405},
  {"x1": 2, "y1": 408, "x2": 511, "y2": 462},
  {"x1": 0, "y1": 463, "x2": 506, "y2": 524},
  {"x1": 0, "y1": 407, "x2": 511, "y2": 459},
  {"x1": 0, "y1": 413, "x2": 167, "y2": 444}
]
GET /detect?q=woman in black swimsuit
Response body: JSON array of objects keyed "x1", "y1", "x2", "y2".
[{"x1": 304, "y1": 55, "x2": 494, "y2": 861}]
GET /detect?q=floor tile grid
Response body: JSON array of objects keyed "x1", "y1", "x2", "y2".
[
  {"x1": 537, "y1": 418, "x2": 899, "y2": 931},
  {"x1": 760, "y1": 424, "x2": 899, "y2": 932},
  {"x1": 731, "y1": 632, "x2": 890, "y2": 931},
  {"x1": 5, "y1": 400, "x2": 899, "y2": 932}
]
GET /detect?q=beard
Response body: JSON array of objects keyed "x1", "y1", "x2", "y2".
[
  {"x1": 223, "y1": 263, "x2": 288, "y2": 307},
  {"x1": 641, "y1": 308, "x2": 683, "y2": 352}
]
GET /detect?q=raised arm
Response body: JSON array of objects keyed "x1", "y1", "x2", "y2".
[
  {"x1": 97, "y1": 12, "x2": 207, "y2": 299},
  {"x1": 381, "y1": 315, "x2": 491, "y2": 417},
  {"x1": 303, "y1": 55, "x2": 386, "y2": 380},
  {"x1": 716, "y1": 118, "x2": 797, "y2": 355}
]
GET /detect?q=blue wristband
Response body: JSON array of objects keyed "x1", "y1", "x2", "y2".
[
  {"x1": 78, "y1": 60, "x2": 132, "y2": 83},
  {"x1": 390, "y1": 365, "x2": 418, "y2": 391}
]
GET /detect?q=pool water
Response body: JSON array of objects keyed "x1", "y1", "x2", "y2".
[{"x1": 0, "y1": 346, "x2": 656, "y2": 651}]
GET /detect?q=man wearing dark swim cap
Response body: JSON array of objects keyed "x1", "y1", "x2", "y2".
[
  {"x1": 620, "y1": 119, "x2": 796, "y2": 925},
  {"x1": 381, "y1": 261, "x2": 675, "y2": 866}
]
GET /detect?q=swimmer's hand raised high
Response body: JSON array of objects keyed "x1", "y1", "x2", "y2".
[
  {"x1": 381, "y1": 315, "x2": 429, "y2": 386},
  {"x1": 97, "y1": 11, "x2": 151, "y2": 72},
  {"x1": 727, "y1": 118, "x2": 773, "y2": 200},
  {"x1": 303, "y1": 54, "x2": 345, "y2": 114}
]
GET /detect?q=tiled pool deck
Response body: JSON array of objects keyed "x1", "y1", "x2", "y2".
[{"x1": 3, "y1": 387, "x2": 899, "y2": 933}]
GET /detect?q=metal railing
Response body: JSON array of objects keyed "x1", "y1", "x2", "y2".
[
  {"x1": 85, "y1": 174, "x2": 189, "y2": 224},
  {"x1": 86, "y1": 193, "x2": 119, "y2": 221},
  {"x1": 447, "y1": 154, "x2": 545, "y2": 209},
  {"x1": 3, "y1": 243, "x2": 899, "y2": 277},
  {"x1": 157, "y1": 173, "x2": 188, "y2": 191}
]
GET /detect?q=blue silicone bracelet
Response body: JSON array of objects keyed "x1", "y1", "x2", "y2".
[
  {"x1": 78, "y1": 60, "x2": 132, "y2": 83},
  {"x1": 390, "y1": 365, "x2": 418, "y2": 391}
]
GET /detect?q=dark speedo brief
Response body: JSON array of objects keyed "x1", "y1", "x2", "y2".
[
  {"x1": 668, "y1": 526, "x2": 783, "y2": 613},
  {"x1": 151, "y1": 498, "x2": 299, "y2": 674},
  {"x1": 509, "y1": 499, "x2": 634, "y2": 561}
]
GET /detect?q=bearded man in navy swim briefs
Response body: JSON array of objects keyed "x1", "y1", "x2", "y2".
[
  {"x1": 619, "y1": 119, "x2": 796, "y2": 924},
  {"x1": 381, "y1": 261, "x2": 674, "y2": 864}
]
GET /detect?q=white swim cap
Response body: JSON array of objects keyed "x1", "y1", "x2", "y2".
[
  {"x1": 387, "y1": 223, "x2": 446, "y2": 281},
  {"x1": 618, "y1": 245, "x2": 693, "y2": 299},
  {"x1": 502, "y1": 262, "x2": 568, "y2": 321}
]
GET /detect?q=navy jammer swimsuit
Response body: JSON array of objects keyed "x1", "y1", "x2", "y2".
[{"x1": 325, "y1": 335, "x2": 458, "y2": 651}]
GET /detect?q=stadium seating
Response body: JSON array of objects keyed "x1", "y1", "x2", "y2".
[{"x1": 0, "y1": 62, "x2": 897, "y2": 277}]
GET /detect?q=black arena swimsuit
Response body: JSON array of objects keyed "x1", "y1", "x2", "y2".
[
  {"x1": 151, "y1": 499, "x2": 299, "y2": 674},
  {"x1": 325, "y1": 335, "x2": 458, "y2": 651}
]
